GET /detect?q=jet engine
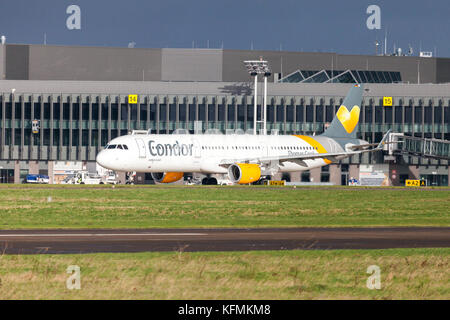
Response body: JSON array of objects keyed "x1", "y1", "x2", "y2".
[
  {"x1": 151, "y1": 172, "x2": 184, "y2": 183},
  {"x1": 228, "y1": 163, "x2": 261, "y2": 184}
]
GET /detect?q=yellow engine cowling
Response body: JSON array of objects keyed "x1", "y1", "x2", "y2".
[
  {"x1": 152, "y1": 172, "x2": 184, "y2": 183},
  {"x1": 228, "y1": 163, "x2": 261, "y2": 184}
]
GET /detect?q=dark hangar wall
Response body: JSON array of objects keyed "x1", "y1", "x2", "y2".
[
  {"x1": 1, "y1": 44, "x2": 447, "y2": 84},
  {"x1": 28, "y1": 45, "x2": 162, "y2": 81}
]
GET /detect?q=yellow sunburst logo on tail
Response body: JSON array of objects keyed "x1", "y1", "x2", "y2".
[{"x1": 336, "y1": 105, "x2": 360, "y2": 133}]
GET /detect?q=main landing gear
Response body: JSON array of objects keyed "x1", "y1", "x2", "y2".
[{"x1": 201, "y1": 177, "x2": 218, "y2": 185}]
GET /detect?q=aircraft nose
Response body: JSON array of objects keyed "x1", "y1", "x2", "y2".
[{"x1": 96, "y1": 150, "x2": 109, "y2": 168}]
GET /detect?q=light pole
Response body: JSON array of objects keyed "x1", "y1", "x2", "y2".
[{"x1": 244, "y1": 59, "x2": 271, "y2": 135}]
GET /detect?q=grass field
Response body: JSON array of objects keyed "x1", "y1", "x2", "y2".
[
  {"x1": 0, "y1": 249, "x2": 448, "y2": 300},
  {"x1": 0, "y1": 185, "x2": 448, "y2": 229}
]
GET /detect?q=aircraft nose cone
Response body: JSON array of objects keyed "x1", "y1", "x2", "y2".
[{"x1": 96, "y1": 151, "x2": 109, "y2": 168}]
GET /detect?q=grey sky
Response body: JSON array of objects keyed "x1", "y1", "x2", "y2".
[{"x1": 0, "y1": 0, "x2": 449, "y2": 57}]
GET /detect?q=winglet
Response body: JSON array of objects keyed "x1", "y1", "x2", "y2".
[{"x1": 376, "y1": 129, "x2": 392, "y2": 149}]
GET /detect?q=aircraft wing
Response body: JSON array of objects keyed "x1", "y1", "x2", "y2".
[
  {"x1": 219, "y1": 130, "x2": 392, "y2": 167},
  {"x1": 219, "y1": 149, "x2": 367, "y2": 167}
]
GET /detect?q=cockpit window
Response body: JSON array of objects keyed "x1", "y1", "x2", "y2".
[{"x1": 105, "y1": 144, "x2": 128, "y2": 150}]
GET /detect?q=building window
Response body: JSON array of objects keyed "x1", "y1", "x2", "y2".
[
  {"x1": 100, "y1": 103, "x2": 107, "y2": 121},
  {"x1": 306, "y1": 105, "x2": 313, "y2": 122},
  {"x1": 424, "y1": 106, "x2": 432, "y2": 124},
  {"x1": 321, "y1": 173, "x2": 330, "y2": 183},
  {"x1": 92, "y1": 103, "x2": 99, "y2": 121},
  {"x1": 24, "y1": 103, "x2": 31, "y2": 120},
  {"x1": 296, "y1": 105, "x2": 304, "y2": 122},
  {"x1": 53, "y1": 130, "x2": 59, "y2": 146},
  {"x1": 169, "y1": 104, "x2": 176, "y2": 121},
  {"x1": 384, "y1": 106, "x2": 392, "y2": 123},
  {"x1": 15, "y1": 103, "x2": 21, "y2": 119},
  {"x1": 247, "y1": 105, "x2": 254, "y2": 122},
  {"x1": 73, "y1": 103, "x2": 81, "y2": 120},
  {"x1": 120, "y1": 104, "x2": 128, "y2": 121},
  {"x1": 281, "y1": 173, "x2": 291, "y2": 182},
  {"x1": 208, "y1": 104, "x2": 215, "y2": 122},
  {"x1": 179, "y1": 104, "x2": 187, "y2": 121},
  {"x1": 375, "y1": 106, "x2": 382, "y2": 123},
  {"x1": 82, "y1": 103, "x2": 89, "y2": 120},
  {"x1": 140, "y1": 104, "x2": 148, "y2": 122},
  {"x1": 149, "y1": 104, "x2": 156, "y2": 121},
  {"x1": 276, "y1": 105, "x2": 284, "y2": 123},
  {"x1": 54, "y1": 103, "x2": 61, "y2": 120},
  {"x1": 63, "y1": 129, "x2": 69, "y2": 146},
  {"x1": 325, "y1": 105, "x2": 333, "y2": 122},
  {"x1": 287, "y1": 105, "x2": 294, "y2": 122},
  {"x1": 33, "y1": 103, "x2": 41, "y2": 119},
  {"x1": 414, "y1": 106, "x2": 422, "y2": 123},
  {"x1": 365, "y1": 106, "x2": 373, "y2": 123},
  {"x1": 63, "y1": 103, "x2": 70, "y2": 120},
  {"x1": 405, "y1": 106, "x2": 412, "y2": 123},
  {"x1": 267, "y1": 104, "x2": 274, "y2": 122},
  {"x1": 316, "y1": 105, "x2": 324, "y2": 122},
  {"x1": 189, "y1": 104, "x2": 196, "y2": 121},
  {"x1": 395, "y1": 106, "x2": 402, "y2": 124},
  {"x1": 434, "y1": 106, "x2": 442, "y2": 123},
  {"x1": 43, "y1": 129, "x2": 51, "y2": 146},
  {"x1": 301, "y1": 171, "x2": 310, "y2": 182},
  {"x1": 227, "y1": 105, "x2": 235, "y2": 122},
  {"x1": 159, "y1": 104, "x2": 167, "y2": 121},
  {"x1": 14, "y1": 129, "x2": 21, "y2": 146},
  {"x1": 91, "y1": 130, "x2": 98, "y2": 146},
  {"x1": 72, "y1": 129, "x2": 79, "y2": 146},
  {"x1": 44, "y1": 103, "x2": 51, "y2": 120},
  {"x1": 5, "y1": 103, "x2": 12, "y2": 119},
  {"x1": 198, "y1": 104, "x2": 206, "y2": 121},
  {"x1": 82, "y1": 130, "x2": 90, "y2": 146},
  {"x1": 237, "y1": 105, "x2": 245, "y2": 122},
  {"x1": 218, "y1": 104, "x2": 225, "y2": 121},
  {"x1": 129, "y1": 104, "x2": 137, "y2": 121}
]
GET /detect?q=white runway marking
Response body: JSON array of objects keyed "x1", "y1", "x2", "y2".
[{"x1": 0, "y1": 233, "x2": 207, "y2": 237}]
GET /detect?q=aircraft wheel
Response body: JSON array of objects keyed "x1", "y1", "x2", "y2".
[{"x1": 207, "y1": 177, "x2": 218, "y2": 185}]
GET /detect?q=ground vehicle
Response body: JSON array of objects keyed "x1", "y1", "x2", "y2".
[
  {"x1": 104, "y1": 171, "x2": 118, "y2": 184},
  {"x1": 217, "y1": 178, "x2": 233, "y2": 186},
  {"x1": 77, "y1": 172, "x2": 103, "y2": 184},
  {"x1": 63, "y1": 171, "x2": 103, "y2": 184},
  {"x1": 26, "y1": 174, "x2": 49, "y2": 184}
]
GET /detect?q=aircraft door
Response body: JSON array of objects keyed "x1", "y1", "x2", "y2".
[
  {"x1": 191, "y1": 138, "x2": 201, "y2": 158},
  {"x1": 135, "y1": 138, "x2": 146, "y2": 158}
]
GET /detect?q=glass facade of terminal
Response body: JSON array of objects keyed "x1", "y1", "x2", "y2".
[
  {"x1": 279, "y1": 70, "x2": 402, "y2": 84},
  {"x1": 0, "y1": 93, "x2": 449, "y2": 165}
]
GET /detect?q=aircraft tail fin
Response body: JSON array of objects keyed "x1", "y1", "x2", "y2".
[{"x1": 322, "y1": 84, "x2": 364, "y2": 139}]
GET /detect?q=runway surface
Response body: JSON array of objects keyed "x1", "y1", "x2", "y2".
[{"x1": 0, "y1": 227, "x2": 449, "y2": 254}]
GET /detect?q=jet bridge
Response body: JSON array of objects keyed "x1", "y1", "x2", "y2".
[{"x1": 386, "y1": 134, "x2": 450, "y2": 160}]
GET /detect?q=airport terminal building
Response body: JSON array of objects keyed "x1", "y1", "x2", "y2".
[{"x1": 0, "y1": 44, "x2": 449, "y2": 185}]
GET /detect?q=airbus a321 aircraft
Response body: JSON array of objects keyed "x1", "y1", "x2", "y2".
[{"x1": 96, "y1": 84, "x2": 390, "y2": 185}]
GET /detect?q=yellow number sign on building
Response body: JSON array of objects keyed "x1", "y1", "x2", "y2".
[
  {"x1": 128, "y1": 95, "x2": 138, "y2": 104},
  {"x1": 383, "y1": 97, "x2": 393, "y2": 107}
]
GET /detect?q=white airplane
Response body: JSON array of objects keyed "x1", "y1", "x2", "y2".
[{"x1": 96, "y1": 84, "x2": 390, "y2": 185}]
